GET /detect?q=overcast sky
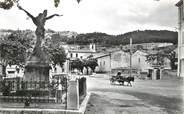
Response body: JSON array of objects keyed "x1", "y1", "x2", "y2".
[{"x1": 0, "y1": 0, "x2": 179, "y2": 35}]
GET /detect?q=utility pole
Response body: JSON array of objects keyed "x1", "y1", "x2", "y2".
[
  {"x1": 130, "y1": 38, "x2": 132, "y2": 77},
  {"x1": 109, "y1": 52, "x2": 111, "y2": 79}
]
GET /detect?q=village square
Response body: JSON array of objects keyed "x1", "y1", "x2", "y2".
[{"x1": 0, "y1": 0, "x2": 183, "y2": 114}]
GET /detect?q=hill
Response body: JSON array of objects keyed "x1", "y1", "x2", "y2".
[
  {"x1": 0, "y1": 29, "x2": 178, "y2": 46},
  {"x1": 66, "y1": 30, "x2": 178, "y2": 46}
]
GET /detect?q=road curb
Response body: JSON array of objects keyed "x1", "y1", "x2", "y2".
[{"x1": 79, "y1": 92, "x2": 91, "y2": 114}]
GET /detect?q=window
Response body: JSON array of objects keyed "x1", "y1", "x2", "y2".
[
  {"x1": 76, "y1": 53, "x2": 78, "y2": 58},
  {"x1": 103, "y1": 61, "x2": 105, "y2": 65},
  {"x1": 70, "y1": 53, "x2": 73, "y2": 58}
]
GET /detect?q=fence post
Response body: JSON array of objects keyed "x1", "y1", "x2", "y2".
[
  {"x1": 79, "y1": 77, "x2": 87, "y2": 96},
  {"x1": 67, "y1": 79, "x2": 79, "y2": 110},
  {"x1": 56, "y1": 80, "x2": 63, "y2": 103}
]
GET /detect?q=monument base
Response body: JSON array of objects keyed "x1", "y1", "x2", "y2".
[
  {"x1": 24, "y1": 55, "x2": 51, "y2": 82},
  {"x1": 24, "y1": 63, "x2": 50, "y2": 82}
]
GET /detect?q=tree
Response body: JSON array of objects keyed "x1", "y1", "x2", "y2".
[
  {"x1": 87, "y1": 58, "x2": 98, "y2": 72},
  {"x1": 0, "y1": 31, "x2": 31, "y2": 77},
  {"x1": 0, "y1": 0, "x2": 81, "y2": 10},
  {"x1": 146, "y1": 52, "x2": 165, "y2": 67},
  {"x1": 167, "y1": 51, "x2": 177, "y2": 70},
  {"x1": 44, "y1": 43, "x2": 67, "y2": 69},
  {"x1": 82, "y1": 56, "x2": 98, "y2": 74},
  {"x1": 146, "y1": 45, "x2": 177, "y2": 70},
  {"x1": 70, "y1": 58, "x2": 84, "y2": 73}
]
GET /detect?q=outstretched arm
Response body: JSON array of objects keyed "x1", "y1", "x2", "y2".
[
  {"x1": 46, "y1": 14, "x2": 63, "y2": 20},
  {"x1": 17, "y1": 4, "x2": 37, "y2": 24}
]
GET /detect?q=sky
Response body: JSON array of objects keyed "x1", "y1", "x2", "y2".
[{"x1": 0, "y1": 0, "x2": 179, "y2": 35}]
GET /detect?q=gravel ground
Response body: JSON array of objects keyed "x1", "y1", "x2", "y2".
[{"x1": 85, "y1": 74, "x2": 184, "y2": 114}]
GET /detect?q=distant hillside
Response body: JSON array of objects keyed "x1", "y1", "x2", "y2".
[
  {"x1": 66, "y1": 30, "x2": 178, "y2": 46},
  {"x1": 0, "y1": 29, "x2": 178, "y2": 46},
  {"x1": 116, "y1": 30, "x2": 177, "y2": 45}
]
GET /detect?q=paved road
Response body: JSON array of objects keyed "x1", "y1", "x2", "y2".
[{"x1": 85, "y1": 74, "x2": 184, "y2": 114}]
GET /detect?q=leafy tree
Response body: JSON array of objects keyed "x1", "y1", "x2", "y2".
[
  {"x1": 70, "y1": 58, "x2": 84, "y2": 73},
  {"x1": 167, "y1": 51, "x2": 177, "y2": 70},
  {"x1": 86, "y1": 58, "x2": 98, "y2": 72},
  {"x1": 146, "y1": 52, "x2": 165, "y2": 67},
  {"x1": 159, "y1": 45, "x2": 177, "y2": 70},
  {"x1": 0, "y1": 0, "x2": 81, "y2": 9},
  {"x1": 82, "y1": 56, "x2": 98, "y2": 74},
  {"x1": 44, "y1": 43, "x2": 66, "y2": 69},
  {"x1": 0, "y1": 32, "x2": 30, "y2": 77},
  {"x1": 146, "y1": 45, "x2": 177, "y2": 69}
]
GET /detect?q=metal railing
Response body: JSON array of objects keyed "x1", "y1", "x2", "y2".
[{"x1": 0, "y1": 79, "x2": 67, "y2": 105}]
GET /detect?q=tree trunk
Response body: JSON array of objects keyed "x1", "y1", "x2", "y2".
[
  {"x1": 92, "y1": 68, "x2": 95, "y2": 73},
  {"x1": 86, "y1": 67, "x2": 89, "y2": 75},
  {"x1": 80, "y1": 68, "x2": 83, "y2": 74}
]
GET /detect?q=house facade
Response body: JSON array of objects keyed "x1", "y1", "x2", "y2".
[
  {"x1": 131, "y1": 50, "x2": 152, "y2": 72},
  {"x1": 95, "y1": 54, "x2": 110, "y2": 72},
  {"x1": 176, "y1": 0, "x2": 184, "y2": 77},
  {"x1": 110, "y1": 50, "x2": 129, "y2": 69},
  {"x1": 132, "y1": 50, "x2": 171, "y2": 72},
  {"x1": 67, "y1": 43, "x2": 96, "y2": 59},
  {"x1": 95, "y1": 50, "x2": 130, "y2": 73}
]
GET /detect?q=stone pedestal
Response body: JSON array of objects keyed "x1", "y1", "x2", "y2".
[
  {"x1": 24, "y1": 64, "x2": 50, "y2": 82},
  {"x1": 24, "y1": 56, "x2": 50, "y2": 82},
  {"x1": 67, "y1": 80, "x2": 79, "y2": 110}
]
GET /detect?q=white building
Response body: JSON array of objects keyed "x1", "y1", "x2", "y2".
[
  {"x1": 67, "y1": 43, "x2": 96, "y2": 59},
  {"x1": 132, "y1": 50, "x2": 152, "y2": 72},
  {"x1": 110, "y1": 50, "x2": 129, "y2": 69},
  {"x1": 176, "y1": 0, "x2": 184, "y2": 77},
  {"x1": 94, "y1": 53, "x2": 110, "y2": 72},
  {"x1": 4, "y1": 65, "x2": 24, "y2": 79},
  {"x1": 132, "y1": 50, "x2": 171, "y2": 72},
  {"x1": 94, "y1": 50, "x2": 130, "y2": 73}
]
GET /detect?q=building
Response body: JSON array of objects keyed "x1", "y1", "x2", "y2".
[
  {"x1": 132, "y1": 50, "x2": 152, "y2": 72},
  {"x1": 176, "y1": 0, "x2": 184, "y2": 77},
  {"x1": 67, "y1": 43, "x2": 96, "y2": 59},
  {"x1": 94, "y1": 50, "x2": 130, "y2": 73},
  {"x1": 132, "y1": 50, "x2": 171, "y2": 72},
  {"x1": 110, "y1": 50, "x2": 129, "y2": 69},
  {"x1": 94, "y1": 53, "x2": 110, "y2": 72}
]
